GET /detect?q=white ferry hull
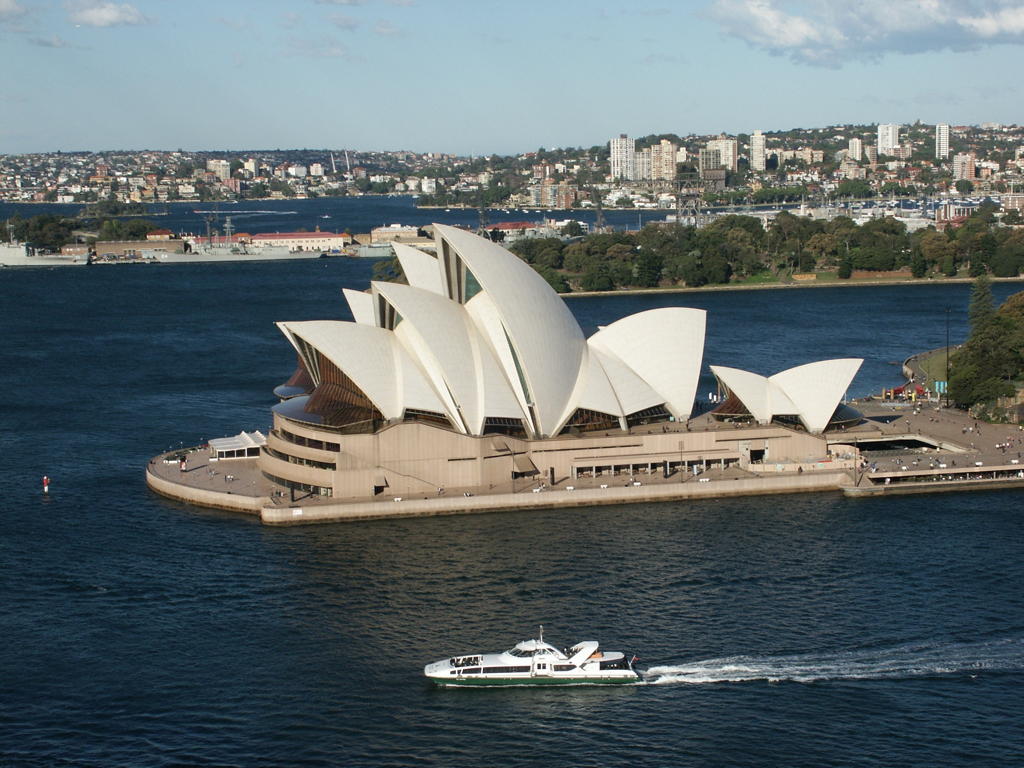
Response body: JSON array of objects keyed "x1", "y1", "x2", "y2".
[
  {"x1": 426, "y1": 671, "x2": 638, "y2": 687},
  {"x1": 425, "y1": 630, "x2": 639, "y2": 687}
]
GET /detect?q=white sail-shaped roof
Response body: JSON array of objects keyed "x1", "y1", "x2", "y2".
[
  {"x1": 277, "y1": 320, "x2": 445, "y2": 420},
  {"x1": 371, "y1": 280, "x2": 521, "y2": 434},
  {"x1": 342, "y1": 288, "x2": 376, "y2": 326},
  {"x1": 392, "y1": 242, "x2": 444, "y2": 295},
  {"x1": 275, "y1": 227, "x2": 711, "y2": 437},
  {"x1": 770, "y1": 358, "x2": 862, "y2": 434},
  {"x1": 589, "y1": 307, "x2": 706, "y2": 420},
  {"x1": 434, "y1": 224, "x2": 586, "y2": 437},
  {"x1": 710, "y1": 358, "x2": 862, "y2": 434}
]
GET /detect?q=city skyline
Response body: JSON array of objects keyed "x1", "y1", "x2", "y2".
[{"x1": 2, "y1": 0, "x2": 1024, "y2": 155}]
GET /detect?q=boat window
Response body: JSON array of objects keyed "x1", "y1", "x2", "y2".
[
  {"x1": 482, "y1": 666, "x2": 530, "y2": 674},
  {"x1": 506, "y1": 647, "x2": 535, "y2": 657},
  {"x1": 463, "y1": 668, "x2": 481, "y2": 674},
  {"x1": 553, "y1": 664, "x2": 576, "y2": 672},
  {"x1": 450, "y1": 655, "x2": 481, "y2": 667}
]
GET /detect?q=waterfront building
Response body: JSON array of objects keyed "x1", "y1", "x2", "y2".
[
  {"x1": 255, "y1": 226, "x2": 853, "y2": 501},
  {"x1": 609, "y1": 134, "x2": 636, "y2": 181},
  {"x1": 877, "y1": 124, "x2": 900, "y2": 156},
  {"x1": 935, "y1": 124, "x2": 950, "y2": 160},
  {"x1": 250, "y1": 231, "x2": 351, "y2": 251},
  {"x1": 848, "y1": 138, "x2": 863, "y2": 162},
  {"x1": 750, "y1": 130, "x2": 766, "y2": 172}
]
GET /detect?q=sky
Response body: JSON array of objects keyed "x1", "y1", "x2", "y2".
[{"x1": 2, "y1": 0, "x2": 1024, "y2": 155}]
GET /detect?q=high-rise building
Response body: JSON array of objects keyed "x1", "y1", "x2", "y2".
[
  {"x1": 706, "y1": 135, "x2": 738, "y2": 172},
  {"x1": 848, "y1": 138, "x2": 863, "y2": 162},
  {"x1": 877, "y1": 124, "x2": 900, "y2": 156},
  {"x1": 650, "y1": 139, "x2": 677, "y2": 180},
  {"x1": 609, "y1": 134, "x2": 636, "y2": 180},
  {"x1": 952, "y1": 153, "x2": 976, "y2": 181},
  {"x1": 698, "y1": 148, "x2": 723, "y2": 179},
  {"x1": 865, "y1": 145, "x2": 878, "y2": 164},
  {"x1": 635, "y1": 148, "x2": 652, "y2": 181},
  {"x1": 206, "y1": 159, "x2": 231, "y2": 182},
  {"x1": 935, "y1": 124, "x2": 950, "y2": 160},
  {"x1": 750, "y1": 130, "x2": 766, "y2": 172}
]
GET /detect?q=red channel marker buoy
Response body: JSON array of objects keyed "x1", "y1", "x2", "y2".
[{"x1": 42, "y1": 475, "x2": 50, "y2": 495}]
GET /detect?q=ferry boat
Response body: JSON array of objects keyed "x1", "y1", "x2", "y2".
[{"x1": 424, "y1": 626, "x2": 639, "y2": 686}]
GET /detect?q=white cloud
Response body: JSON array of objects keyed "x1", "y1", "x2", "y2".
[
  {"x1": 330, "y1": 13, "x2": 359, "y2": 30},
  {"x1": 706, "y1": 0, "x2": 1024, "y2": 66},
  {"x1": 30, "y1": 34, "x2": 73, "y2": 47},
  {"x1": 315, "y1": 0, "x2": 364, "y2": 5},
  {"x1": 374, "y1": 19, "x2": 399, "y2": 35},
  {"x1": 0, "y1": 0, "x2": 26, "y2": 20},
  {"x1": 287, "y1": 35, "x2": 351, "y2": 59},
  {"x1": 67, "y1": 1, "x2": 147, "y2": 27}
]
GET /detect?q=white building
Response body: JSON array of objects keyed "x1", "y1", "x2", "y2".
[
  {"x1": 935, "y1": 124, "x2": 950, "y2": 160},
  {"x1": 650, "y1": 139, "x2": 677, "y2": 180},
  {"x1": 706, "y1": 136, "x2": 738, "y2": 172},
  {"x1": 952, "y1": 153, "x2": 976, "y2": 180},
  {"x1": 609, "y1": 134, "x2": 636, "y2": 181},
  {"x1": 750, "y1": 130, "x2": 766, "y2": 172},
  {"x1": 848, "y1": 138, "x2": 863, "y2": 162},
  {"x1": 310, "y1": 163, "x2": 325, "y2": 177},
  {"x1": 877, "y1": 124, "x2": 900, "y2": 156},
  {"x1": 634, "y1": 148, "x2": 652, "y2": 181},
  {"x1": 206, "y1": 159, "x2": 231, "y2": 182}
]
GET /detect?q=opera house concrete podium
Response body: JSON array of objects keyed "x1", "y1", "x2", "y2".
[{"x1": 148, "y1": 224, "x2": 872, "y2": 523}]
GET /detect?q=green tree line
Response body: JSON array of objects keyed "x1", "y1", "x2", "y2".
[{"x1": 948, "y1": 275, "x2": 1024, "y2": 418}]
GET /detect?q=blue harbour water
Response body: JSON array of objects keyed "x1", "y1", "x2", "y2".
[
  {"x1": 0, "y1": 196, "x2": 668, "y2": 240},
  {"x1": 2, "y1": 207, "x2": 1024, "y2": 766}
]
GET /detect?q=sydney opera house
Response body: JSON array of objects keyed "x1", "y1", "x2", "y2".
[{"x1": 255, "y1": 224, "x2": 863, "y2": 502}]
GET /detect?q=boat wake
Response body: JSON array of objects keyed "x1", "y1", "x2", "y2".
[{"x1": 643, "y1": 636, "x2": 1024, "y2": 685}]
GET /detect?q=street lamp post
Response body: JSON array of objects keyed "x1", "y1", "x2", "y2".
[{"x1": 945, "y1": 306, "x2": 951, "y2": 408}]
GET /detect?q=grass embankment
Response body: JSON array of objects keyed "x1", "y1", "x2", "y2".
[{"x1": 916, "y1": 348, "x2": 954, "y2": 386}]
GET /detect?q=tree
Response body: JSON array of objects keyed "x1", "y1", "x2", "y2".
[
  {"x1": 968, "y1": 273, "x2": 994, "y2": 332},
  {"x1": 837, "y1": 253, "x2": 853, "y2": 279},
  {"x1": 580, "y1": 264, "x2": 614, "y2": 291},
  {"x1": 560, "y1": 220, "x2": 584, "y2": 237},
  {"x1": 910, "y1": 250, "x2": 927, "y2": 278},
  {"x1": 955, "y1": 179, "x2": 974, "y2": 194}
]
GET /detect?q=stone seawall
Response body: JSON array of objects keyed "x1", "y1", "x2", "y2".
[{"x1": 259, "y1": 471, "x2": 850, "y2": 526}]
